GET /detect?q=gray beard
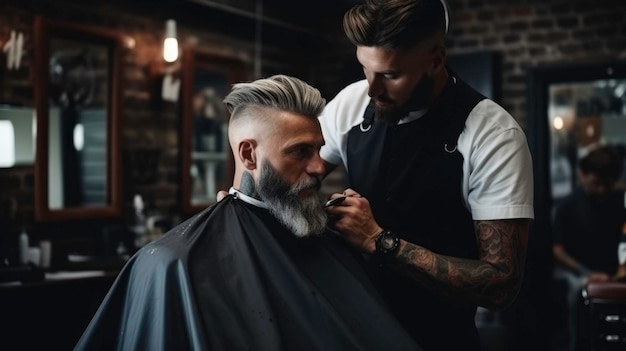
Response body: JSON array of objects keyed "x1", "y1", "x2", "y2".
[{"x1": 257, "y1": 160, "x2": 327, "y2": 238}]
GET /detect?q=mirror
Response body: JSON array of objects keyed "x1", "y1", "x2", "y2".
[
  {"x1": 34, "y1": 16, "x2": 127, "y2": 221},
  {"x1": 548, "y1": 78, "x2": 626, "y2": 201},
  {"x1": 528, "y1": 61, "x2": 626, "y2": 239},
  {"x1": 180, "y1": 48, "x2": 247, "y2": 216}
]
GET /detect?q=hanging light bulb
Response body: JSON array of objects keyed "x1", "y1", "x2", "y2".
[{"x1": 163, "y1": 19, "x2": 178, "y2": 63}]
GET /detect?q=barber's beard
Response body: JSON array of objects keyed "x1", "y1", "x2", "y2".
[
  {"x1": 257, "y1": 160, "x2": 327, "y2": 238},
  {"x1": 375, "y1": 74, "x2": 434, "y2": 124}
]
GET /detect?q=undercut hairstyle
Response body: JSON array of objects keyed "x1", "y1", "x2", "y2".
[
  {"x1": 343, "y1": 0, "x2": 447, "y2": 50},
  {"x1": 223, "y1": 74, "x2": 326, "y2": 127},
  {"x1": 579, "y1": 145, "x2": 624, "y2": 183}
]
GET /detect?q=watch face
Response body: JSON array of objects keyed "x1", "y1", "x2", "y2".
[
  {"x1": 376, "y1": 231, "x2": 398, "y2": 254},
  {"x1": 382, "y1": 236, "x2": 396, "y2": 250}
]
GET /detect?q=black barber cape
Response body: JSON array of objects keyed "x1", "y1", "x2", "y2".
[{"x1": 75, "y1": 194, "x2": 420, "y2": 351}]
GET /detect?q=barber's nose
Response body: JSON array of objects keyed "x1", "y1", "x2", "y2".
[{"x1": 368, "y1": 76, "x2": 384, "y2": 97}]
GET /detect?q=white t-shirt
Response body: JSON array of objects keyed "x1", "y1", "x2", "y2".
[{"x1": 319, "y1": 79, "x2": 534, "y2": 221}]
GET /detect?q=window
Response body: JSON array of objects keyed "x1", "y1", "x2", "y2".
[
  {"x1": 0, "y1": 107, "x2": 36, "y2": 167},
  {"x1": 0, "y1": 120, "x2": 15, "y2": 167}
]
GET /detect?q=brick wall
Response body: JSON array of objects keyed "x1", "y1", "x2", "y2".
[{"x1": 445, "y1": 0, "x2": 626, "y2": 130}]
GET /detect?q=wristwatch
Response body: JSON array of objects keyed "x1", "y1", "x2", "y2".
[{"x1": 375, "y1": 230, "x2": 399, "y2": 255}]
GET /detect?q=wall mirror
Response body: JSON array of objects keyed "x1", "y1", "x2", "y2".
[
  {"x1": 527, "y1": 61, "x2": 626, "y2": 239},
  {"x1": 180, "y1": 48, "x2": 247, "y2": 216},
  {"x1": 34, "y1": 16, "x2": 127, "y2": 221}
]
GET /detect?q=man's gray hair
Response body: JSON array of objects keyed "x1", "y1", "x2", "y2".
[{"x1": 224, "y1": 75, "x2": 326, "y2": 123}]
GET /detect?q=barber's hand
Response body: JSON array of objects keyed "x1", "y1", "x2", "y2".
[
  {"x1": 325, "y1": 188, "x2": 383, "y2": 254},
  {"x1": 216, "y1": 190, "x2": 229, "y2": 201}
]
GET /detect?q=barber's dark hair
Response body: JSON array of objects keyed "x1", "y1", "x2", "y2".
[
  {"x1": 579, "y1": 145, "x2": 624, "y2": 182},
  {"x1": 343, "y1": 0, "x2": 447, "y2": 50}
]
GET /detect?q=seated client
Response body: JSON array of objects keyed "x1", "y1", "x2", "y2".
[{"x1": 75, "y1": 75, "x2": 420, "y2": 351}]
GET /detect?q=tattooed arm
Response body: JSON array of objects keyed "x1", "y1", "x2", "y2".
[
  {"x1": 392, "y1": 219, "x2": 529, "y2": 310},
  {"x1": 327, "y1": 191, "x2": 530, "y2": 310}
]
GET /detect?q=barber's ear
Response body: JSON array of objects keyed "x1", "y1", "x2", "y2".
[
  {"x1": 430, "y1": 46, "x2": 446, "y2": 74},
  {"x1": 239, "y1": 139, "x2": 257, "y2": 170}
]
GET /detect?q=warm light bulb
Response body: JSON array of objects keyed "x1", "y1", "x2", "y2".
[
  {"x1": 163, "y1": 19, "x2": 178, "y2": 62},
  {"x1": 163, "y1": 37, "x2": 178, "y2": 62},
  {"x1": 553, "y1": 116, "x2": 564, "y2": 130},
  {"x1": 126, "y1": 37, "x2": 136, "y2": 49}
]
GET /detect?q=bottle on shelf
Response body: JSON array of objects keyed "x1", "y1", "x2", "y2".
[
  {"x1": 18, "y1": 227, "x2": 29, "y2": 265},
  {"x1": 132, "y1": 194, "x2": 148, "y2": 249}
]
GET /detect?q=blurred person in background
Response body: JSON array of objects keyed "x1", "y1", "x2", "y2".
[{"x1": 552, "y1": 144, "x2": 626, "y2": 351}]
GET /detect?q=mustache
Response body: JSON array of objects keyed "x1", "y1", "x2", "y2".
[
  {"x1": 374, "y1": 95, "x2": 394, "y2": 104},
  {"x1": 291, "y1": 176, "x2": 322, "y2": 194}
]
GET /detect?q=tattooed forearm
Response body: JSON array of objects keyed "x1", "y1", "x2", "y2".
[{"x1": 392, "y1": 219, "x2": 529, "y2": 310}]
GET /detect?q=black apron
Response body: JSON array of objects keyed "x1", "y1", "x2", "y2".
[{"x1": 346, "y1": 75, "x2": 485, "y2": 350}]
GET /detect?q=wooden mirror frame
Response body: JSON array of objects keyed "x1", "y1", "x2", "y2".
[
  {"x1": 34, "y1": 16, "x2": 127, "y2": 221},
  {"x1": 180, "y1": 48, "x2": 247, "y2": 216}
]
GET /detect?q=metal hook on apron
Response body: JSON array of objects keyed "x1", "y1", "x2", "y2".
[
  {"x1": 361, "y1": 99, "x2": 375, "y2": 133},
  {"x1": 444, "y1": 143, "x2": 457, "y2": 153}
]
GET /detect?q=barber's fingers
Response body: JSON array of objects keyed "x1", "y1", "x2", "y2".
[
  {"x1": 325, "y1": 189, "x2": 363, "y2": 208},
  {"x1": 327, "y1": 194, "x2": 372, "y2": 217},
  {"x1": 216, "y1": 190, "x2": 229, "y2": 201},
  {"x1": 342, "y1": 188, "x2": 363, "y2": 198}
]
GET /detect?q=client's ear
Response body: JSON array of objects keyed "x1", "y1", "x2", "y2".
[{"x1": 239, "y1": 139, "x2": 257, "y2": 170}]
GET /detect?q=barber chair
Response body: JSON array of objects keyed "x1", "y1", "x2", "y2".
[{"x1": 582, "y1": 282, "x2": 626, "y2": 350}]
